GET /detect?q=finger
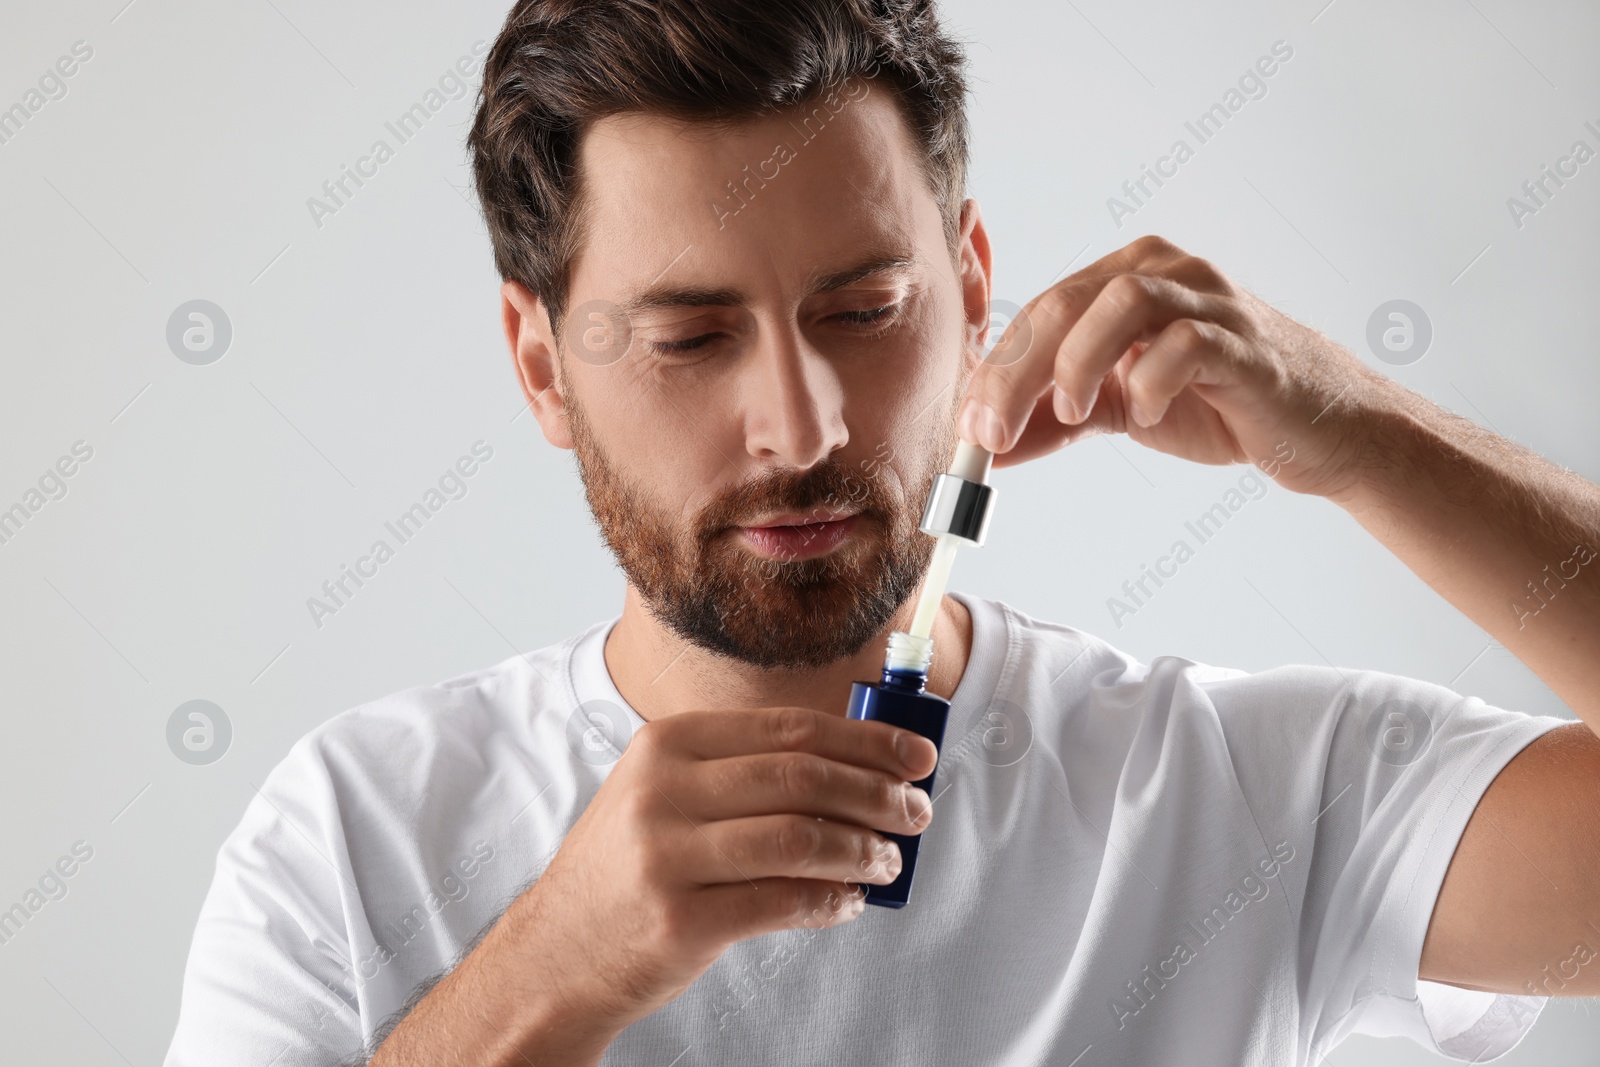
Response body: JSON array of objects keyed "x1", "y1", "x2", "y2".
[
  {"x1": 1047, "y1": 275, "x2": 1232, "y2": 428},
  {"x1": 986, "y1": 386, "x2": 1102, "y2": 470},
  {"x1": 691, "y1": 878, "x2": 868, "y2": 944},
  {"x1": 690, "y1": 751, "x2": 933, "y2": 834},
  {"x1": 647, "y1": 706, "x2": 937, "y2": 780},
  {"x1": 692, "y1": 815, "x2": 903, "y2": 887},
  {"x1": 960, "y1": 260, "x2": 1203, "y2": 457},
  {"x1": 960, "y1": 280, "x2": 1102, "y2": 454},
  {"x1": 1053, "y1": 234, "x2": 1190, "y2": 291},
  {"x1": 1120, "y1": 317, "x2": 1261, "y2": 427}
]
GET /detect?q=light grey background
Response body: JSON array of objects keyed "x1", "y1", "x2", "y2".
[{"x1": 1, "y1": 0, "x2": 1596, "y2": 1062}]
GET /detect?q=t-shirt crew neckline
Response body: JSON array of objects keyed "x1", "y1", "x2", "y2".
[{"x1": 564, "y1": 590, "x2": 1013, "y2": 753}]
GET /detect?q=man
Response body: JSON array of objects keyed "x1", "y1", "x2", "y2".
[{"x1": 164, "y1": 1, "x2": 1600, "y2": 1065}]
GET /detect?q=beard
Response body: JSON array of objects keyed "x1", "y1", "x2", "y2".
[{"x1": 564, "y1": 383, "x2": 957, "y2": 671}]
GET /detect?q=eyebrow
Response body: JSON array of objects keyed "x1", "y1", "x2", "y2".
[{"x1": 616, "y1": 252, "x2": 917, "y2": 315}]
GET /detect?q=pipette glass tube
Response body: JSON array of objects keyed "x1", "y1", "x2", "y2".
[{"x1": 906, "y1": 539, "x2": 959, "y2": 642}]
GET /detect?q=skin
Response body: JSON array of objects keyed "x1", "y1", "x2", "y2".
[{"x1": 371, "y1": 77, "x2": 1600, "y2": 1066}]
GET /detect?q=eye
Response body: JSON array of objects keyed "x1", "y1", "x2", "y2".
[
  {"x1": 649, "y1": 333, "x2": 718, "y2": 355},
  {"x1": 836, "y1": 304, "x2": 897, "y2": 326},
  {"x1": 647, "y1": 302, "x2": 901, "y2": 355}
]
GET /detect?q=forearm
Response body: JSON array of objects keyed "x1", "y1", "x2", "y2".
[
  {"x1": 1328, "y1": 379, "x2": 1600, "y2": 726},
  {"x1": 368, "y1": 887, "x2": 617, "y2": 1067}
]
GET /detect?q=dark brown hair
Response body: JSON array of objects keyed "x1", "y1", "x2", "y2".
[{"x1": 467, "y1": 0, "x2": 970, "y2": 333}]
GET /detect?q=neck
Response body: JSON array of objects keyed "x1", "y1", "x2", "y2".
[{"x1": 604, "y1": 585, "x2": 973, "y2": 722}]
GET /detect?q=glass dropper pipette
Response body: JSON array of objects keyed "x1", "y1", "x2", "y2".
[{"x1": 883, "y1": 439, "x2": 998, "y2": 674}]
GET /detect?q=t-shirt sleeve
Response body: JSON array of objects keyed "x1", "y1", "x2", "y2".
[
  {"x1": 164, "y1": 737, "x2": 368, "y2": 1067},
  {"x1": 1205, "y1": 663, "x2": 1570, "y2": 1062}
]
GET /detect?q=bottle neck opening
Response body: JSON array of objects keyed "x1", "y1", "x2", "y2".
[{"x1": 879, "y1": 665, "x2": 929, "y2": 693}]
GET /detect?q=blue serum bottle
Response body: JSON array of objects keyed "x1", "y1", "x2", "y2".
[{"x1": 846, "y1": 631, "x2": 949, "y2": 909}]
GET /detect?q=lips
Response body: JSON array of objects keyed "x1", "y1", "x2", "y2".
[
  {"x1": 745, "y1": 508, "x2": 859, "y2": 527},
  {"x1": 738, "y1": 513, "x2": 861, "y2": 561}
]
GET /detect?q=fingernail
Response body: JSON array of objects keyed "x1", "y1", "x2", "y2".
[
  {"x1": 957, "y1": 396, "x2": 982, "y2": 444},
  {"x1": 1053, "y1": 388, "x2": 1078, "y2": 424},
  {"x1": 1130, "y1": 400, "x2": 1149, "y2": 427},
  {"x1": 905, "y1": 785, "x2": 932, "y2": 827},
  {"x1": 977, "y1": 404, "x2": 1006, "y2": 452},
  {"x1": 897, "y1": 732, "x2": 933, "y2": 774},
  {"x1": 894, "y1": 730, "x2": 914, "y2": 770}
]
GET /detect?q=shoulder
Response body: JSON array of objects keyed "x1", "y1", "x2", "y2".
[
  {"x1": 981, "y1": 595, "x2": 1245, "y2": 718},
  {"x1": 978, "y1": 596, "x2": 1564, "y2": 761},
  {"x1": 980, "y1": 595, "x2": 1147, "y2": 688},
  {"x1": 994, "y1": 591, "x2": 1472, "y2": 722},
  {"x1": 257, "y1": 630, "x2": 589, "y2": 819}
]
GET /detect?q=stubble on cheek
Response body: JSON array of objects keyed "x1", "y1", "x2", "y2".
[{"x1": 564, "y1": 380, "x2": 952, "y2": 669}]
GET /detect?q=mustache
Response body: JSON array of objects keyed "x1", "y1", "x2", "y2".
[{"x1": 697, "y1": 457, "x2": 891, "y2": 540}]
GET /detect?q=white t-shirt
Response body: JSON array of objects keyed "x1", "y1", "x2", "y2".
[{"x1": 164, "y1": 592, "x2": 1566, "y2": 1066}]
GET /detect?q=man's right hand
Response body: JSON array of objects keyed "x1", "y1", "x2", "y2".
[{"x1": 369, "y1": 706, "x2": 937, "y2": 1066}]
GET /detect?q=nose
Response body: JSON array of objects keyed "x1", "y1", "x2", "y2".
[{"x1": 742, "y1": 325, "x2": 849, "y2": 468}]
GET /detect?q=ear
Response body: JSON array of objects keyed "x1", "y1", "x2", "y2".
[
  {"x1": 956, "y1": 198, "x2": 994, "y2": 378},
  {"x1": 502, "y1": 279, "x2": 573, "y2": 450}
]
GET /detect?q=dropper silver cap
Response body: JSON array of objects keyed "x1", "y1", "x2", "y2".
[{"x1": 918, "y1": 440, "x2": 997, "y2": 546}]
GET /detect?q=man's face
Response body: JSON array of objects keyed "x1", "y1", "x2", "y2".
[{"x1": 543, "y1": 82, "x2": 987, "y2": 670}]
